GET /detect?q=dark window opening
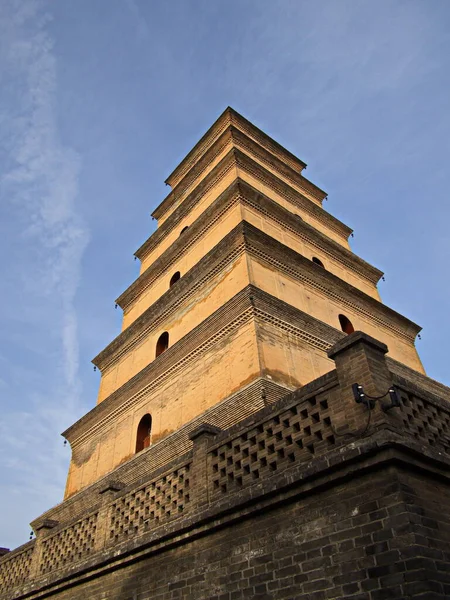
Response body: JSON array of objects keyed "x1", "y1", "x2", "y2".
[
  {"x1": 156, "y1": 331, "x2": 169, "y2": 357},
  {"x1": 312, "y1": 257, "x2": 325, "y2": 268},
  {"x1": 169, "y1": 271, "x2": 181, "y2": 287},
  {"x1": 180, "y1": 226, "x2": 189, "y2": 235},
  {"x1": 136, "y1": 414, "x2": 152, "y2": 453},
  {"x1": 338, "y1": 314, "x2": 355, "y2": 335}
]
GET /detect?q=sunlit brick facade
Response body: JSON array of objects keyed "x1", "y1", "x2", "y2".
[{"x1": 2, "y1": 109, "x2": 449, "y2": 600}]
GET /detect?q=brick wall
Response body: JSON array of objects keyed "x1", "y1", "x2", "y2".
[
  {"x1": 2, "y1": 332, "x2": 450, "y2": 600},
  {"x1": 5, "y1": 468, "x2": 450, "y2": 600}
]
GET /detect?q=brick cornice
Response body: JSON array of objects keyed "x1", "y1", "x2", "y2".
[
  {"x1": 73, "y1": 286, "x2": 347, "y2": 446},
  {"x1": 137, "y1": 148, "x2": 349, "y2": 264},
  {"x1": 135, "y1": 149, "x2": 238, "y2": 261},
  {"x1": 238, "y1": 177, "x2": 379, "y2": 284},
  {"x1": 244, "y1": 225, "x2": 419, "y2": 341},
  {"x1": 71, "y1": 287, "x2": 256, "y2": 443},
  {"x1": 43, "y1": 379, "x2": 287, "y2": 529},
  {"x1": 6, "y1": 436, "x2": 450, "y2": 600},
  {"x1": 235, "y1": 150, "x2": 351, "y2": 239},
  {"x1": 161, "y1": 126, "x2": 234, "y2": 210},
  {"x1": 82, "y1": 263, "x2": 419, "y2": 453},
  {"x1": 100, "y1": 221, "x2": 415, "y2": 392},
  {"x1": 124, "y1": 179, "x2": 241, "y2": 307},
  {"x1": 164, "y1": 107, "x2": 307, "y2": 193},
  {"x1": 124, "y1": 178, "x2": 377, "y2": 312},
  {"x1": 97, "y1": 222, "x2": 247, "y2": 370},
  {"x1": 230, "y1": 126, "x2": 325, "y2": 204},
  {"x1": 152, "y1": 124, "x2": 325, "y2": 223}
]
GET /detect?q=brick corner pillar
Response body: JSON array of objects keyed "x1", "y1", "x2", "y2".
[
  {"x1": 95, "y1": 480, "x2": 126, "y2": 550},
  {"x1": 327, "y1": 331, "x2": 394, "y2": 432},
  {"x1": 28, "y1": 519, "x2": 59, "y2": 578},
  {"x1": 189, "y1": 423, "x2": 222, "y2": 509}
]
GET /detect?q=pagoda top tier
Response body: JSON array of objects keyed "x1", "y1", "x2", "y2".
[
  {"x1": 165, "y1": 107, "x2": 307, "y2": 187},
  {"x1": 152, "y1": 107, "x2": 326, "y2": 222}
]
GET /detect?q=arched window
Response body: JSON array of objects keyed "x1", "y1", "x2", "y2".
[
  {"x1": 155, "y1": 331, "x2": 169, "y2": 357},
  {"x1": 180, "y1": 226, "x2": 189, "y2": 235},
  {"x1": 169, "y1": 271, "x2": 181, "y2": 287},
  {"x1": 338, "y1": 314, "x2": 355, "y2": 335},
  {"x1": 136, "y1": 414, "x2": 152, "y2": 453},
  {"x1": 312, "y1": 257, "x2": 325, "y2": 268}
]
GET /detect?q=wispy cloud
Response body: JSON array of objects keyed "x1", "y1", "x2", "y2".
[
  {"x1": 0, "y1": 0, "x2": 89, "y2": 546},
  {"x1": 124, "y1": 0, "x2": 150, "y2": 43}
]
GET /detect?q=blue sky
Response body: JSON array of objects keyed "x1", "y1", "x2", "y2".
[{"x1": 1, "y1": 0, "x2": 449, "y2": 550}]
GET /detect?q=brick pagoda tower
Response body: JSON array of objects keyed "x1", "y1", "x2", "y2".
[
  {"x1": 2, "y1": 109, "x2": 449, "y2": 600},
  {"x1": 64, "y1": 107, "x2": 423, "y2": 497}
]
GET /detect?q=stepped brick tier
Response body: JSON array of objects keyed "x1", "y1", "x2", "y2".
[{"x1": 2, "y1": 108, "x2": 448, "y2": 600}]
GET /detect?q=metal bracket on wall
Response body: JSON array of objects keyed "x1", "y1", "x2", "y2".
[
  {"x1": 352, "y1": 382, "x2": 401, "y2": 412},
  {"x1": 352, "y1": 383, "x2": 375, "y2": 409}
]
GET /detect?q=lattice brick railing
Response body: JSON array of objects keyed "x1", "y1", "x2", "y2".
[
  {"x1": 39, "y1": 512, "x2": 98, "y2": 575},
  {"x1": 396, "y1": 387, "x2": 450, "y2": 452},
  {"x1": 209, "y1": 394, "x2": 336, "y2": 499},
  {"x1": 0, "y1": 543, "x2": 34, "y2": 590},
  {"x1": 3, "y1": 355, "x2": 450, "y2": 594},
  {"x1": 108, "y1": 462, "x2": 191, "y2": 545}
]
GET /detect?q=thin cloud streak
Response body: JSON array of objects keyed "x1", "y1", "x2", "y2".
[{"x1": 0, "y1": 0, "x2": 88, "y2": 547}]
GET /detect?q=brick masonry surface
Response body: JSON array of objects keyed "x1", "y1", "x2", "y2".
[
  {"x1": 3, "y1": 111, "x2": 447, "y2": 600},
  {"x1": 3, "y1": 467, "x2": 450, "y2": 600},
  {"x1": 2, "y1": 332, "x2": 450, "y2": 600}
]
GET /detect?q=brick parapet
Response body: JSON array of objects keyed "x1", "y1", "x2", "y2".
[
  {"x1": 388, "y1": 356, "x2": 450, "y2": 403},
  {"x1": 0, "y1": 541, "x2": 35, "y2": 592},
  {"x1": 3, "y1": 334, "x2": 450, "y2": 598},
  {"x1": 3, "y1": 433, "x2": 450, "y2": 600}
]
